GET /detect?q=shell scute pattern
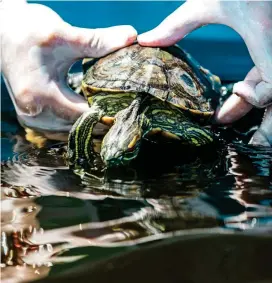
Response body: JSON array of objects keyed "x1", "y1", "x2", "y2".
[{"x1": 83, "y1": 44, "x2": 220, "y2": 115}]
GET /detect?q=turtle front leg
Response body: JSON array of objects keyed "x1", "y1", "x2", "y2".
[{"x1": 68, "y1": 106, "x2": 105, "y2": 169}]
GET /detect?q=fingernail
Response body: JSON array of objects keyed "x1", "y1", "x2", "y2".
[
  {"x1": 127, "y1": 34, "x2": 137, "y2": 44},
  {"x1": 123, "y1": 26, "x2": 137, "y2": 44}
]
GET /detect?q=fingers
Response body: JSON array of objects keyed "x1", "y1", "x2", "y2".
[
  {"x1": 215, "y1": 94, "x2": 253, "y2": 124},
  {"x1": 249, "y1": 105, "x2": 272, "y2": 146},
  {"x1": 52, "y1": 84, "x2": 89, "y2": 122},
  {"x1": 215, "y1": 67, "x2": 261, "y2": 124},
  {"x1": 14, "y1": 82, "x2": 89, "y2": 132},
  {"x1": 231, "y1": 66, "x2": 272, "y2": 108},
  {"x1": 137, "y1": 0, "x2": 217, "y2": 47},
  {"x1": 216, "y1": 64, "x2": 272, "y2": 125},
  {"x1": 249, "y1": 130, "x2": 271, "y2": 147},
  {"x1": 234, "y1": 80, "x2": 272, "y2": 108},
  {"x1": 35, "y1": 24, "x2": 137, "y2": 126},
  {"x1": 50, "y1": 25, "x2": 137, "y2": 121},
  {"x1": 67, "y1": 25, "x2": 137, "y2": 58}
]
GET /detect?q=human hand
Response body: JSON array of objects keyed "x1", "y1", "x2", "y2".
[
  {"x1": 138, "y1": 0, "x2": 272, "y2": 146},
  {"x1": 1, "y1": 1, "x2": 137, "y2": 136}
]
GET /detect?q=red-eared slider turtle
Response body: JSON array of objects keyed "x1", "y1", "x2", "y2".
[
  {"x1": 100, "y1": 94, "x2": 215, "y2": 167},
  {"x1": 68, "y1": 43, "x2": 221, "y2": 168}
]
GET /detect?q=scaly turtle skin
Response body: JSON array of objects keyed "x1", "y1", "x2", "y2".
[
  {"x1": 68, "y1": 91, "x2": 136, "y2": 168},
  {"x1": 100, "y1": 94, "x2": 214, "y2": 167},
  {"x1": 68, "y1": 44, "x2": 221, "y2": 168}
]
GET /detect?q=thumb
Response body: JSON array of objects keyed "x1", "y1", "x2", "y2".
[
  {"x1": 138, "y1": 0, "x2": 218, "y2": 47},
  {"x1": 66, "y1": 25, "x2": 137, "y2": 58},
  {"x1": 46, "y1": 25, "x2": 137, "y2": 125}
]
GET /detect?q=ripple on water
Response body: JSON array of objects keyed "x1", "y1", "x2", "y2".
[{"x1": 1, "y1": 104, "x2": 272, "y2": 283}]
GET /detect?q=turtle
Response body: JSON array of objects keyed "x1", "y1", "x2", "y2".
[
  {"x1": 68, "y1": 91, "x2": 136, "y2": 169},
  {"x1": 100, "y1": 94, "x2": 215, "y2": 167},
  {"x1": 68, "y1": 43, "x2": 222, "y2": 168}
]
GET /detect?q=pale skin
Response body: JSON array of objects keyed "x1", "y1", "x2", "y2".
[
  {"x1": 1, "y1": 1, "x2": 271, "y2": 146},
  {"x1": 138, "y1": 0, "x2": 272, "y2": 146},
  {"x1": 0, "y1": 0, "x2": 137, "y2": 140}
]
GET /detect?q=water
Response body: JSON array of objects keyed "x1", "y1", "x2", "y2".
[
  {"x1": 1, "y1": 76, "x2": 272, "y2": 282},
  {"x1": 1, "y1": 2, "x2": 271, "y2": 282}
]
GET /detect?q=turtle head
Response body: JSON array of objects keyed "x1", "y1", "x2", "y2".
[
  {"x1": 101, "y1": 98, "x2": 150, "y2": 167},
  {"x1": 101, "y1": 128, "x2": 142, "y2": 167}
]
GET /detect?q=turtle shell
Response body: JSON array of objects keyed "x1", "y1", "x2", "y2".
[{"x1": 82, "y1": 43, "x2": 221, "y2": 116}]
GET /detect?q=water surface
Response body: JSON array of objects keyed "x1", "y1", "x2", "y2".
[
  {"x1": 0, "y1": 2, "x2": 271, "y2": 280},
  {"x1": 1, "y1": 77, "x2": 272, "y2": 283}
]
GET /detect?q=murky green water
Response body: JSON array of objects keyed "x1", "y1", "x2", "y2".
[{"x1": 1, "y1": 75, "x2": 272, "y2": 283}]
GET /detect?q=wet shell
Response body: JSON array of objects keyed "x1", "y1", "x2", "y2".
[{"x1": 82, "y1": 44, "x2": 221, "y2": 116}]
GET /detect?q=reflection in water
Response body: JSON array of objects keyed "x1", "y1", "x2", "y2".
[
  {"x1": 1, "y1": 79, "x2": 272, "y2": 283},
  {"x1": 1, "y1": 130, "x2": 272, "y2": 282}
]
